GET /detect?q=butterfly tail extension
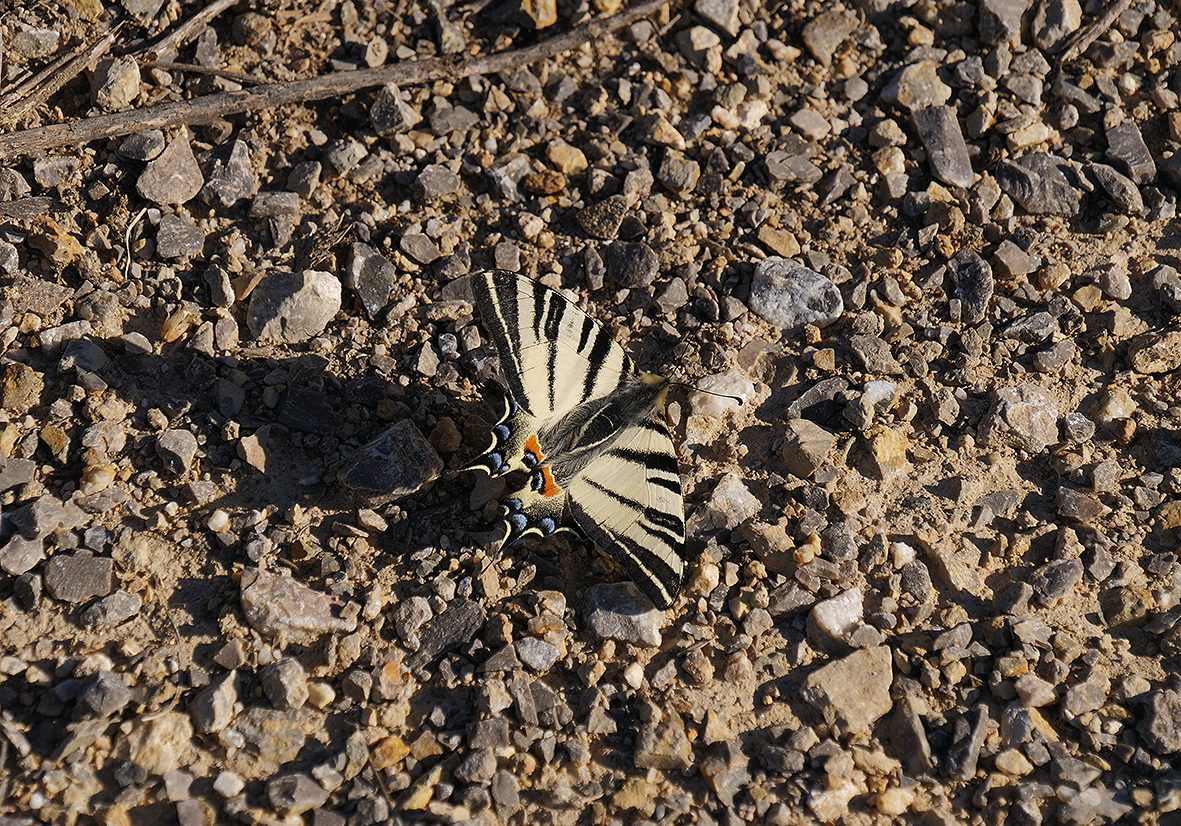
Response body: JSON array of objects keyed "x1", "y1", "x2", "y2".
[{"x1": 461, "y1": 393, "x2": 530, "y2": 477}]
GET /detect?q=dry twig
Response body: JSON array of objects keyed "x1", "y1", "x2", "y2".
[
  {"x1": 0, "y1": 26, "x2": 122, "y2": 128},
  {"x1": 0, "y1": 0, "x2": 668, "y2": 159},
  {"x1": 1057, "y1": 0, "x2": 1135, "y2": 61},
  {"x1": 140, "y1": 0, "x2": 242, "y2": 61},
  {"x1": 141, "y1": 60, "x2": 264, "y2": 86}
]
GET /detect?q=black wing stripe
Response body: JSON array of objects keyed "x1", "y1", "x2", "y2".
[
  {"x1": 543, "y1": 291, "x2": 565, "y2": 412},
  {"x1": 615, "y1": 531, "x2": 681, "y2": 598},
  {"x1": 637, "y1": 518, "x2": 681, "y2": 549},
  {"x1": 476, "y1": 274, "x2": 533, "y2": 412},
  {"x1": 570, "y1": 497, "x2": 679, "y2": 607},
  {"x1": 577, "y1": 315, "x2": 594, "y2": 353},
  {"x1": 585, "y1": 479, "x2": 684, "y2": 537},
  {"x1": 582, "y1": 325, "x2": 614, "y2": 403},
  {"x1": 609, "y1": 447, "x2": 680, "y2": 476},
  {"x1": 649, "y1": 476, "x2": 682, "y2": 494},
  {"x1": 531, "y1": 279, "x2": 547, "y2": 339}
]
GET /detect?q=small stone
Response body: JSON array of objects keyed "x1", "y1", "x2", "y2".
[
  {"x1": 657, "y1": 149, "x2": 701, "y2": 194},
  {"x1": 1, "y1": 362, "x2": 44, "y2": 413},
  {"x1": 801, "y1": 9, "x2": 857, "y2": 66},
  {"x1": 323, "y1": 139, "x2": 367, "y2": 176},
  {"x1": 286, "y1": 161, "x2": 322, "y2": 198},
  {"x1": 1064, "y1": 671, "x2": 1110, "y2": 717},
  {"x1": 338, "y1": 420, "x2": 443, "y2": 505},
  {"x1": 677, "y1": 26, "x2": 722, "y2": 74},
  {"x1": 267, "y1": 773, "x2": 329, "y2": 816},
  {"x1": 801, "y1": 646, "x2": 894, "y2": 735},
  {"x1": 979, "y1": 0, "x2": 1030, "y2": 44},
  {"x1": 0, "y1": 535, "x2": 44, "y2": 576},
  {"x1": 1032, "y1": 0, "x2": 1082, "y2": 51},
  {"x1": 585, "y1": 583, "x2": 663, "y2": 647},
  {"x1": 995, "y1": 153, "x2": 1082, "y2": 216},
  {"x1": 81, "y1": 589, "x2": 142, "y2": 627},
  {"x1": 695, "y1": 0, "x2": 739, "y2": 37},
  {"x1": 951, "y1": 249, "x2": 994, "y2": 323},
  {"x1": 400, "y1": 232, "x2": 440, "y2": 265},
  {"x1": 156, "y1": 213, "x2": 205, "y2": 259},
  {"x1": 604, "y1": 241, "x2": 659, "y2": 288},
  {"x1": 883, "y1": 61, "x2": 952, "y2": 111},
  {"x1": 249, "y1": 191, "x2": 300, "y2": 219},
  {"x1": 1106, "y1": 121, "x2": 1156, "y2": 184},
  {"x1": 260, "y1": 658, "x2": 308, "y2": 711},
  {"x1": 191, "y1": 672, "x2": 237, "y2": 734},
  {"x1": 1129, "y1": 331, "x2": 1181, "y2": 374},
  {"x1": 781, "y1": 418, "x2": 836, "y2": 478},
  {"x1": 247, "y1": 271, "x2": 342, "y2": 343},
  {"x1": 1030, "y1": 558, "x2": 1084, "y2": 604},
  {"x1": 201, "y1": 140, "x2": 258, "y2": 209},
  {"x1": 765, "y1": 150, "x2": 824, "y2": 185},
  {"x1": 346, "y1": 242, "x2": 397, "y2": 319},
  {"x1": 991, "y1": 240, "x2": 1041, "y2": 280},
  {"x1": 577, "y1": 195, "x2": 628, "y2": 240},
  {"x1": 78, "y1": 671, "x2": 132, "y2": 717},
  {"x1": 1140, "y1": 688, "x2": 1181, "y2": 754},
  {"x1": 1090, "y1": 164, "x2": 1145, "y2": 215},
  {"x1": 33, "y1": 156, "x2": 81, "y2": 189},
  {"x1": 980, "y1": 384, "x2": 1060, "y2": 453},
  {"x1": 546, "y1": 140, "x2": 588, "y2": 174},
  {"x1": 519, "y1": 0, "x2": 557, "y2": 28},
  {"x1": 414, "y1": 164, "x2": 461, "y2": 200},
  {"x1": 789, "y1": 109, "x2": 831, "y2": 141},
  {"x1": 748, "y1": 257, "x2": 843, "y2": 331},
  {"x1": 912, "y1": 106, "x2": 973, "y2": 188},
  {"x1": 407, "y1": 599, "x2": 485, "y2": 670},
  {"x1": 118, "y1": 130, "x2": 166, "y2": 161},
  {"x1": 1015, "y1": 674, "x2": 1057, "y2": 707},
  {"x1": 157, "y1": 429, "x2": 199, "y2": 475},
  {"x1": 1057, "y1": 488, "x2": 1110, "y2": 524},
  {"x1": 866, "y1": 427, "x2": 909, "y2": 479},
  {"x1": 126, "y1": 713, "x2": 194, "y2": 775},
  {"x1": 1150, "y1": 265, "x2": 1181, "y2": 314},
  {"x1": 137, "y1": 134, "x2": 204, "y2": 205},
  {"x1": 239, "y1": 567, "x2": 357, "y2": 643},
  {"x1": 807, "y1": 588, "x2": 864, "y2": 650},
  {"x1": 634, "y1": 705, "x2": 693, "y2": 770},
  {"x1": 44, "y1": 552, "x2": 114, "y2": 604},
  {"x1": 995, "y1": 748, "x2": 1034, "y2": 776},
  {"x1": 697, "y1": 473, "x2": 760, "y2": 531},
  {"x1": 515, "y1": 637, "x2": 561, "y2": 672},
  {"x1": 370, "y1": 83, "x2": 421, "y2": 135},
  {"x1": 0, "y1": 456, "x2": 36, "y2": 492}
]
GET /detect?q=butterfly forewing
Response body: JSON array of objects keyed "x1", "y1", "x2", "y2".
[
  {"x1": 566, "y1": 419, "x2": 686, "y2": 609},
  {"x1": 471, "y1": 270, "x2": 634, "y2": 419}
]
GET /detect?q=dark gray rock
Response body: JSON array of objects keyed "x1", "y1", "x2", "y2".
[
  {"x1": 414, "y1": 164, "x2": 461, "y2": 200},
  {"x1": 201, "y1": 139, "x2": 258, "y2": 208},
  {"x1": 584, "y1": 582, "x2": 663, "y2": 647},
  {"x1": 1151, "y1": 265, "x2": 1181, "y2": 313},
  {"x1": 576, "y1": 195, "x2": 628, "y2": 240},
  {"x1": 81, "y1": 589, "x2": 142, "y2": 627},
  {"x1": 156, "y1": 429, "x2": 198, "y2": 475},
  {"x1": 1106, "y1": 121, "x2": 1156, "y2": 184},
  {"x1": 78, "y1": 671, "x2": 132, "y2": 717},
  {"x1": 156, "y1": 213, "x2": 205, "y2": 259},
  {"x1": 1089, "y1": 163, "x2": 1145, "y2": 215},
  {"x1": 1140, "y1": 687, "x2": 1181, "y2": 754},
  {"x1": 951, "y1": 249, "x2": 994, "y2": 323},
  {"x1": 346, "y1": 242, "x2": 397, "y2": 319},
  {"x1": 44, "y1": 552, "x2": 114, "y2": 604},
  {"x1": 137, "y1": 134, "x2": 203, "y2": 205},
  {"x1": 946, "y1": 704, "x2": 990, "y2": 780},
  {"x1": 995, "y1": 153, "x2": 1082, "y2": 216},
  {"x1": 407, "y1": 598, "x2": 486, "y2": 670},
  {"x1": 1030, "y1": 558, "x2": 1083, "y2": 604},
  {"x1": 267, "y1": 773, "x2": 329, "y2": 816},
  {"x1": 978, "y1": 0, "x2": 1029, "y2": 45},
  {"x1": 370, "y1": 83, "x2": 421, "y2": 135},
  {"x1": 400, "y1": 232, "x2": 440, "y2": 265},
  {"x1": 765, "y1": 150, "x2": 824, "y2": 185},
  {"x1": 604, "y1": 241, "x2": 659, "y2": 288},
  {"x1": 0, "y1": 535, "x2": 43, "y2": 576},
  {"x1": 338, "y1": 420, "x2": 443, "y2": 505},
  {"x1": 913, "y1": 106, "x2": 973, "y2": 188},
  {"x1": 118, "y1": 130, "x2": 165, "y2": 161}
]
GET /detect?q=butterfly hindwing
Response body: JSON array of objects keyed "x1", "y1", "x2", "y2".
[
  {"x1": 566, "y1": 419, "x2": 686, "y2": 609},
  {"x1": 471, "y1": 270, "x2": 636, "y2": 419}
]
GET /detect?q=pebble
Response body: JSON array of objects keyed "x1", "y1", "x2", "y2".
[
  {"x1": 82, "y1": 589, "x2": 142, "y2": 627},
  {"x1": 0, "y1": 535, "x2": 44, "y2": 576},
  {"x1": 44, "y1": 552, "x2": 114, "y2": 604},
  {"x1": 656, "y1": 149, "x2": 701, "y2": 193},
  {"x1": 337, "y1": 420, "x2": 444, "y2": 505},
  {"x1": 801, "y1": 9, "x2": 857, "y2": 66},
  {"x1": 267, "y1": 773, "x2": 329, "y2": 816},
  {"x1": 126, "y1": 713, "x2": 195, "y2": 775},
  {"x1": 1128, "y1": 330, "x2": 1181, "y2": 374},
  {"x1": 807, "y1": 588, "x2": 864, "y2": 650},
  {"x1": 137, "y1": 134, "x2": 204, "y2": 205},
  {"x1": 584, "y1": 583, "x2": 663, "y2": 647},
  {"x1": 980, "y1": 384, "x2": 1060, "y2": 453},
  {"x1": 157, "y1": 429, "x2": 199, "y2": 475},
  {"x1": 407, "y1": 599, "x2": 485, "y2": 670},
  {"x1": 1030, "y1": 558, "x2": 1084, "y2": 604},
  {"x1": 156, "y1": 213, "x2": 205, "y2": 259},
  {"x1": 1032, "y1": 0, "x2": 1082, "y2": 51},
  {"x1": 883, "y1": 62, "x2": 952, "y2": 111},
  {"x1": 118, "y1": 130, "x2": 166, "y2": 161},
  {"x1": 978, "y1": 0, "x2": 1028, "y2": 44},
  {"x1": 634, "y1": 705, "x2": 693, "y2": 770},
  {"x1": 414, "y1": 164, "x2": 461, "y2": 200},
  {"x1": 576, "y1": 195, "x2": 628, "y2": 240},
  {"x1": 515, "y1": 637, "x2": 561, "y2": 672},
  {"x1": 78, "y1": 671, "x2": 133, "y2": 718},
  {"x1": 201, "y1": 139, "x2": 258, "y2": 208},
  {"x1": 191, "y1": 672, "x2": 237, "y2": 734},
  {"x1": 1090, "y1": 163, "x2": 1145, "y2": 215},
  {"x1": 1105, "y1": 121, "x2": 1156, "y2": 184},
  {"x1": 748, "y1": 257, "x2": 843, "y2": 332},
  {"x1": 370, "y1": 83, "x2": 420, "y2": 135},
  {"x1": 1139, "y1": 687, "x2": 1181, "y2": 754},
  {"x1": 912, "y1": 106, "x2": 973, "y2": 189},
  {"x1": 239, "y1": 567, "x2": 357, "y2": 643},
  {"x1": 247, "y1": 271, "x2": 342, "y2": 343},
  {"x1": 801, "y1": 646, "x2": 894, "y2": 735},
  {"x1": 951, "y1": 249, "x2": 994, "y2": 323},
  {"x1": 346, "y1": 242, "x2": 397, "y2": 319},
  {"x1": 261, "y1": 658, "x2": 309, "y2": 710},
  {"x1": 995, "y1": 153, "x2": 1082, "y2": 216},
  {"x1": 599, "y1": 241, "x2": 655, "y2": 289},
  {"x1": 781, "y1": 418, "x2": 836, "y2": 478}
]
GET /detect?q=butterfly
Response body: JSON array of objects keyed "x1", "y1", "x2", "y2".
[{"x1": 465, "y1": 269, "x2": 687, "y2": 609}]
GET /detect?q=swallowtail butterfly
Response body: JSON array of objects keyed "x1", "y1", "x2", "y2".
[{"x1": 467, "y1": 270, "x2": 687, "y2": 608}]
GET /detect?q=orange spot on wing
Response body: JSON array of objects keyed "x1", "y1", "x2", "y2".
[
  {"x1": 524, "y1": 434, "x2": 545, "y2": 463},
  {"x1": 539, "y1": 466, "x2": 561, "y2": 497}
]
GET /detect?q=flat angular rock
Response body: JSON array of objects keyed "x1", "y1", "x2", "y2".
[
  {"x1": 584, "y1": 582, "x2": 663, "y2": 647},
  {"x1": 577, "y1": 195, "x2": 628, "y2": 240},
  {"x1": 239, "y1": 568, "x2": 356, "y2": 643},
  {"x1": 1129, "y1": 330, "x2": 1181, "y2": 374},
  {"x1": 695, "y1": 0, "x2": 739, "y2": 37},
  {"x1": 978, "y1": 0, "x2": 1030, "y2": 45},
  {"x1": 1140, "y1": 688, "x2": 1181, "y2": 754},
  {"x1": 347, "y1": 242, "x2": 397, "y2": 319},
  {"x1": 44, "y1": 551, "x2": 114, "y2": 603},
  {"x1": 913, "y1": 106, "x2": 973, "y2": 188},
  {"x1": 748, "y1": 257, "x2": 843, "y2": 331},
  {"x1": 634, "y1": 705, "x2": 693, "y2": 770},
  {"x1": 980, "y1": 384, "x2": 1060, "y2": 453},
  {"x1": 801, "y1": 9, "x2": 857, "y2": 66},
  {"x1": 807, "y1": 588, "x2": 864, "y2": 650},
  {"x1": 1090, "y1": 163, "x2": 1145, "y2": 215},
  {"x1": 604, "y1": 241, "x2": 659, "y2": 288},
  {"x1": 338, "y1": 420, "x2": 443, "y2": 505},
  {"x1": 137, "y1": 134, "x2": 204, "y2": 205},
  {"x1": 414, "y1": 164, "x2": 461, "y2": 200},
  {"x1": 1032, "y1": 0, "x2": 1081, "y2": 50},
  {"x1": 1106, "y1": 121, "x2": 1156, "y2": 184},
  {"x1": 0, "y1": 535, "x2": 44, "y2": 576},
  {"x1": 81, "y1": 589, "x2": 142, "y2": 627},
  {"x1": 156, "y1": 429, "x2": 198, "y2": 475},
  {"x1": 268, "y1": 773, "x2": 329, "y2": 816},
  {"x1": 191, "y1": 672, "x2": 237, "y2": 734},
  {"x1": 781, "y1": 418, "x2": 836, "y2": 478},
  {"x1": 801, "y1": 646, "x2": 894, "y2": 735},
  {"x1": 201, "y1": 139, "x2": 258, "y2": 208},
  {"x1": 995, "y1": 153, "x2": 1082, "y2": 216},
  {"x1": 883, "y1": 61, "x2": 952, "y2": 111},
  {"x1": 951, "y1": 249, "x2": 994, "y2": 323},
  {"x1": 247, "y1": 270, "x2": 342, "y2": 343},
  {"x1": 156, "y1": 213, "x2": 205, "y2": 259},
  {"x1": 407, "y1": 598, "x2": 486, "y2": 670}
]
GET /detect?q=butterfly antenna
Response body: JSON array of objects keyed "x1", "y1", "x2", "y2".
[{"x1": 671, "y1": 381, "x2": 744, "y2": 404}]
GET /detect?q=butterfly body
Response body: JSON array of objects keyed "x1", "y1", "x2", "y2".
[{"x1": 467, "y1": 270, "x2": 686, "y2": 608}]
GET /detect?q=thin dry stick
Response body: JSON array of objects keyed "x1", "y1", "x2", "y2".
[
  {"x1": 1058, "y1": 0, "x2": 1134, "y2": 61},
  {"x1": 140, "y1": 0, "x2": 242, "y2": 61},
  {"x1": 0, "y1": 26, "x2": 122, "y2": 126},
  {"x1": 141, "y1": 60, "x2": 264, "y2": 86},
  {"x1": 0, "y1": 0, "x2": 669, "y2": 159}
]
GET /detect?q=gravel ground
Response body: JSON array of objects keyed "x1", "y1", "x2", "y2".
[{"x1": 1, "y1": 0, "x2": 1181, "y2": 823}]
